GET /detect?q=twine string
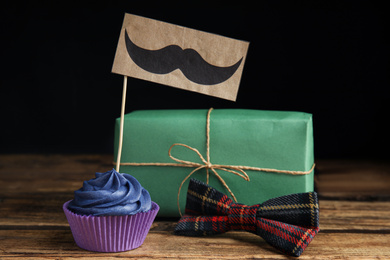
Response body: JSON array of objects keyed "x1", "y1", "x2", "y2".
[
  {"x1": 115, "y1": 108, "x2": 315, "y2": 216},
  {"x1": 168, "y1": 142, "x2": 249, "y2": 215}
]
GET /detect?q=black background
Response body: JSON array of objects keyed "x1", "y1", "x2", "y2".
[{"x1": 1, "y1": 2, "x2": 388, "y2": 159}]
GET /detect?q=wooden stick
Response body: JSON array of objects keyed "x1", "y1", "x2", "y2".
[{"x1": 116, "y1": 76, "x2": 128, "y2": 172}]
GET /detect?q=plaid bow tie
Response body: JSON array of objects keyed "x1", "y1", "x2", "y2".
[{"x1": 174, "y1": 179, "x2": 319, "y2": 257}]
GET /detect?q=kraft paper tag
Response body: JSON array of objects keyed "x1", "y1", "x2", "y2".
[{"x1": 112, "y1": 13, "x2": 249, "y2": 101}]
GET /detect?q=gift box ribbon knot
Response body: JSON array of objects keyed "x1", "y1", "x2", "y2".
[{"x1": 116, "y1": 108, "x2": 315, "y2": 215}]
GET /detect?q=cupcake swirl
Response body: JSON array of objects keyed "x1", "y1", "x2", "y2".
[{"x1": 68, "y1": 169, "x2": 151, "y2": 216}]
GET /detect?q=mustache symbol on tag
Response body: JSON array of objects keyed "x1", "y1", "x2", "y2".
[{"x1": 124, "y1": 29, "x2": 243, "y2": 85}]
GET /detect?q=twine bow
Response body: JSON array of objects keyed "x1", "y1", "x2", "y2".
[
  {"x1": 168, "y1": 142, "x2": 250, "y2": 216},
  {"x1": 116, "y1": 108, "x2": 315, "y2": 216}
]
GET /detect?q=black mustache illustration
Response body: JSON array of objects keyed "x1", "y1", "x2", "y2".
[{"x1": 124, "y1": 29, "x2": 243, "y2": 85}]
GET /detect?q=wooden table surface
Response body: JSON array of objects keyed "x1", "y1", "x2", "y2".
[{"x1": 1, "y1": 154, "x2": 389, "y2": 259}]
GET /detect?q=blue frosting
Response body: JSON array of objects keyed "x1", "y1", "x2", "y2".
[{"x1": 68, "y1": 169, "x2": 151, "y2": 216}]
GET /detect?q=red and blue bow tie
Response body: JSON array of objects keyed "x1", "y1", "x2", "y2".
[{"x1": 174, "y1": 179, "x2": 320, "y2": 257}]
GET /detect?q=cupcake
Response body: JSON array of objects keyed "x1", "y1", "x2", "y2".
[{"x1": 63, "y1": 169, "x2": 159, "y2": 252}]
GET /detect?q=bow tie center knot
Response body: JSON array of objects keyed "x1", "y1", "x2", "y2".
[{"x1": 228, "y1": 204, "x2": 258, "y2": 232}]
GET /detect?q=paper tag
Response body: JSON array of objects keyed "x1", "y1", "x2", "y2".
[{"x1": 112, "y1": 13, "x2": 249, "y2": 101}]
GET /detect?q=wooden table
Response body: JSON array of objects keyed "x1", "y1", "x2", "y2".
[{"x1": 1, "y1": 154, "x2": 389, "y2": 259}]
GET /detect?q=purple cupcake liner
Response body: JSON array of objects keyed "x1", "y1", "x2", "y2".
[{"x1": 63, "y1": 200, "x2": 159, "y2": 252}]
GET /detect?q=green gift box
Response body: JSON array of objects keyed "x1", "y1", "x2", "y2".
[{"x1": 114, "y1": 109, "x2": 314, "y2": 217}]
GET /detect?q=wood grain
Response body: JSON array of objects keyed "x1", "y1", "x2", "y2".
[
  {"x1": 315, "y1": 159, "x2": 390, "y2": 200},
  {"x1": 1, "y1": 154, "x2": 390, "y2": 259},
  {"x1": 0, "y1": 229, "x2": 389, "y2": 259}
]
